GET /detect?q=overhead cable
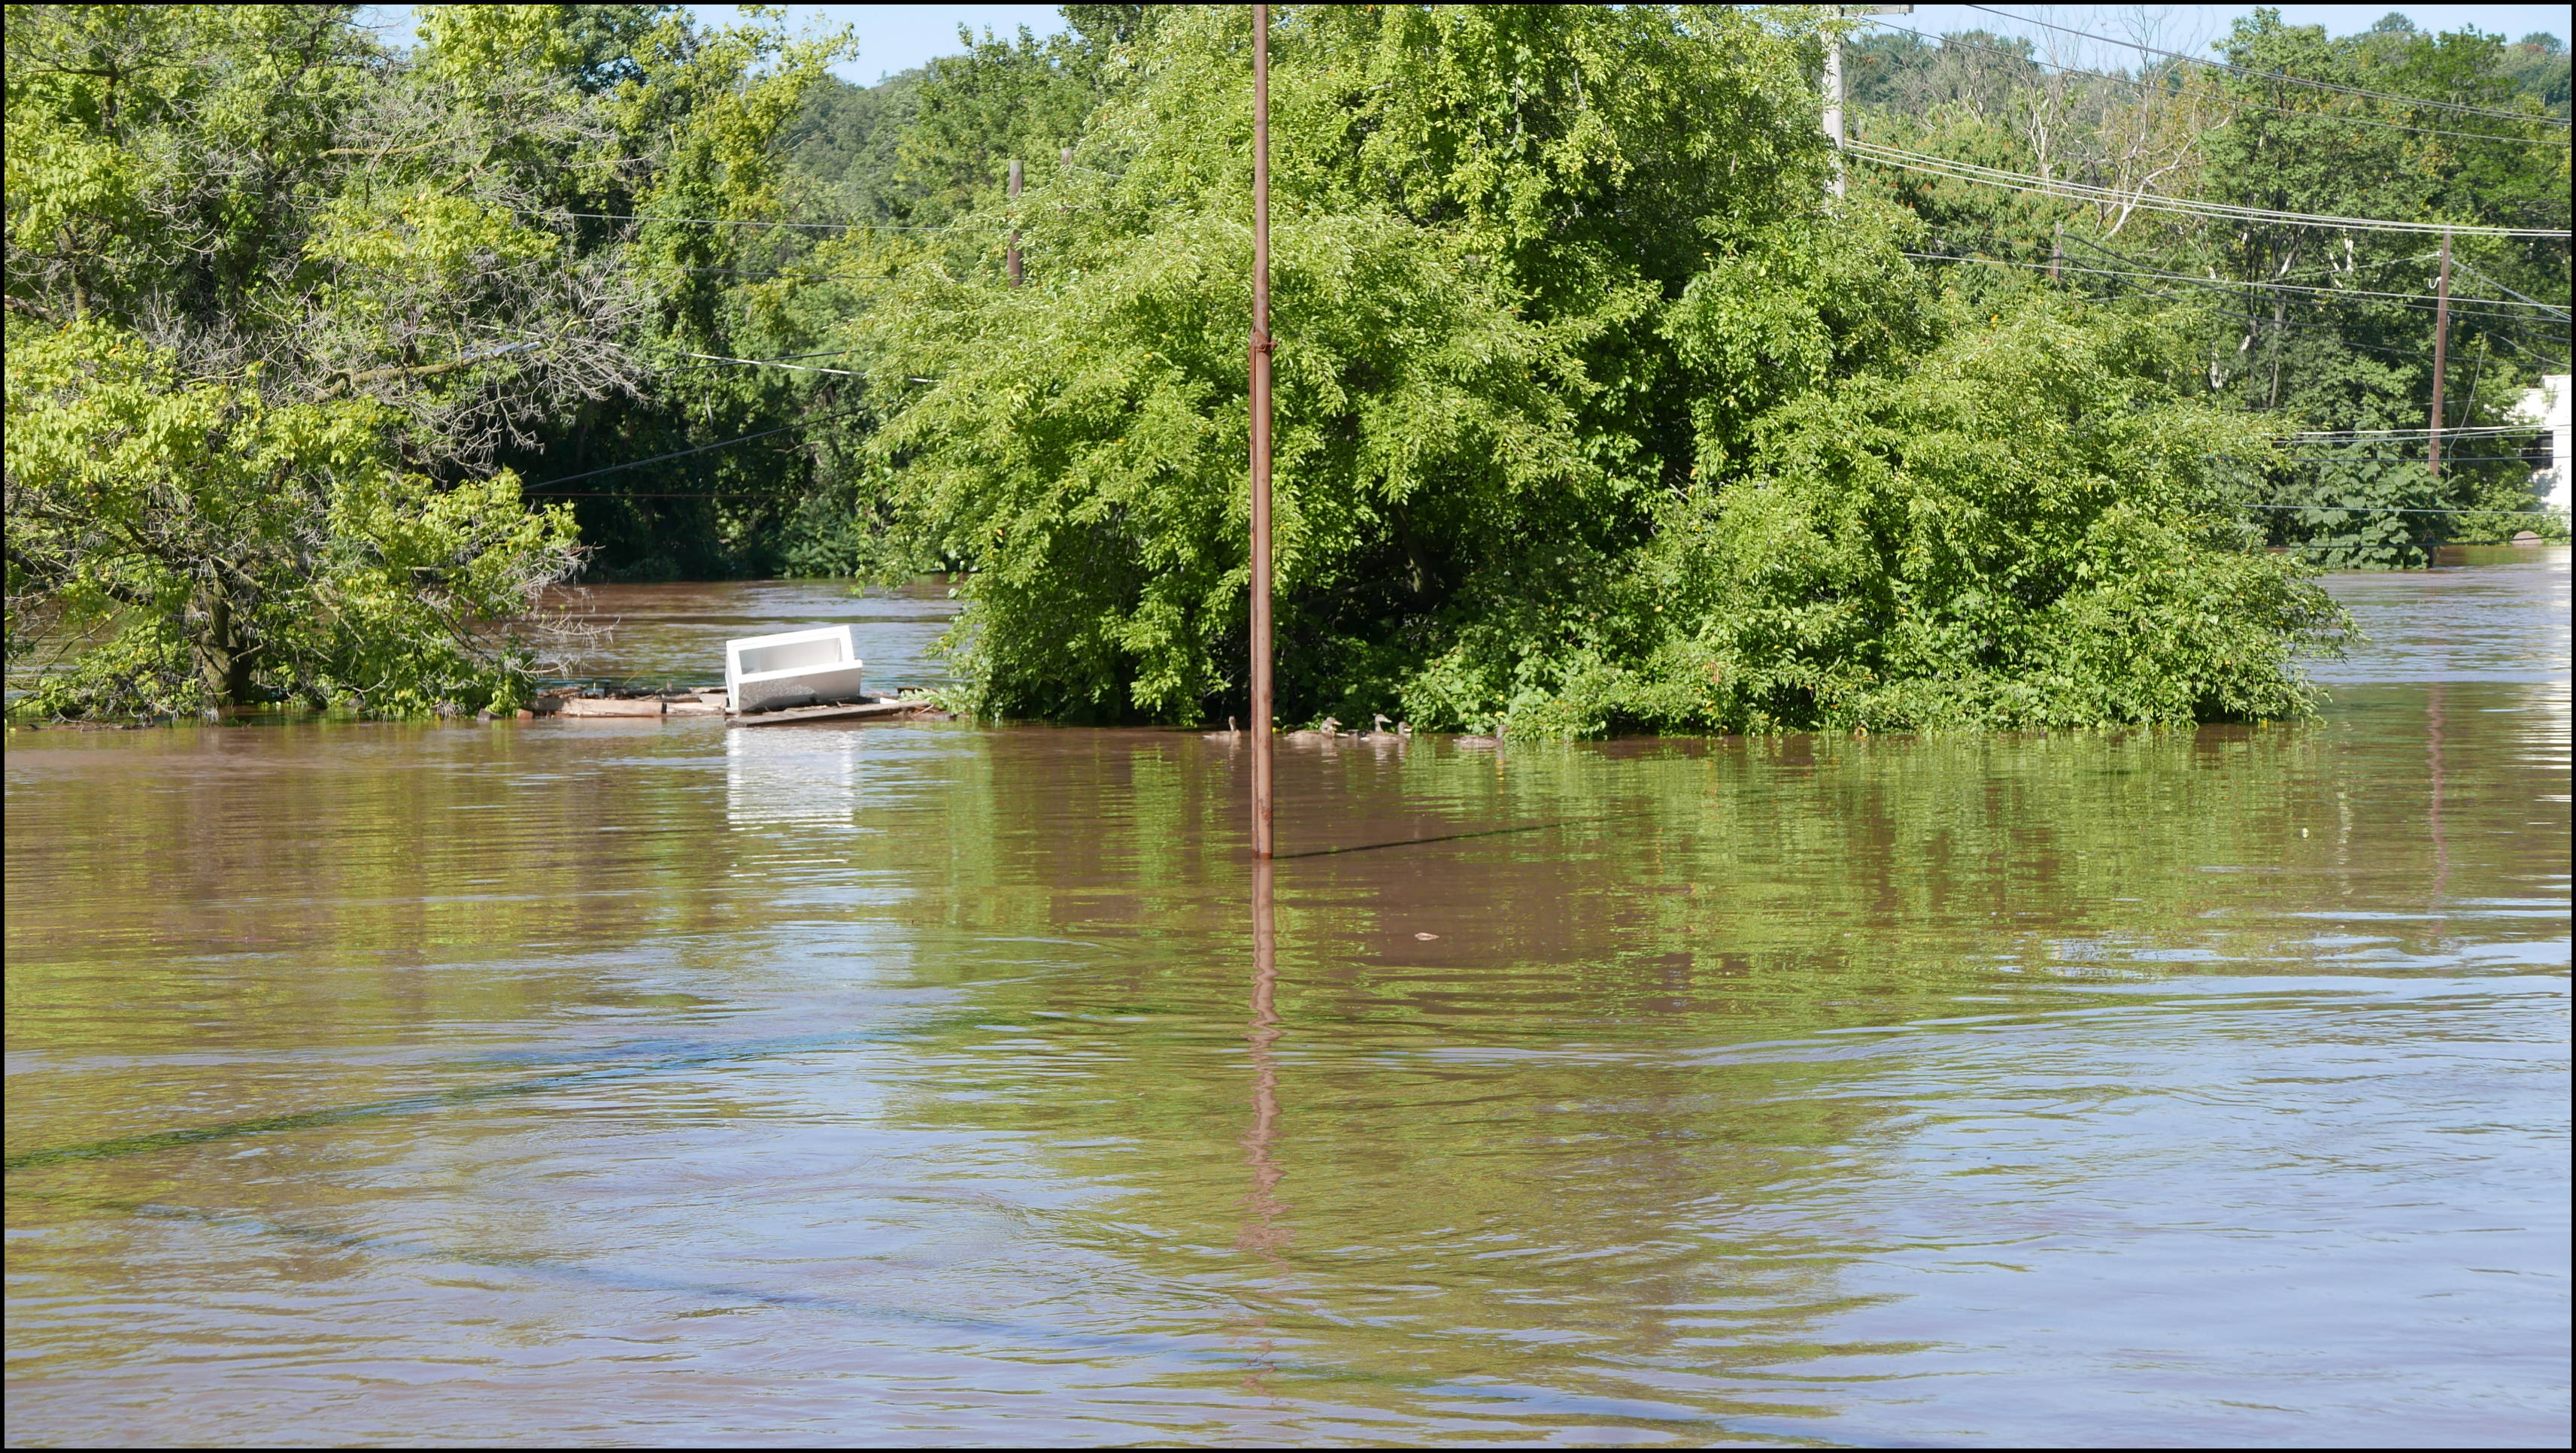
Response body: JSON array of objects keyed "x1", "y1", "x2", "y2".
[
  {"x1": 2283, "y1": 423, "x2": 2538, "y2": 438},
  {"x1": 1961, "y1": 5, "x2": 2571, "y2": 127},
  {"x1": 2441, "y1": 254, "x2": 2575, "y2": 320},
  {"x1": 531, "y1": 209, "x2": 1002, "y2": 233},
  {"x1": 2060, "y1": 233, "x2": 2571, "y2": 321},
  {"x1": 526, "y1": 408, "x2": 869, "y2": 490},
  {"x1": 2230, "y1": 502, "x2": 2558, "y2": 514},
  {"x1": 1904, "y1": 249, "x2": 2568, "y2": 326},
  {"x1": 1852, "y1": 141, "x2": 2574, "y2": 237},
  {"x1": 669, "y1": 348, "x2": 863, "y2": 376}
]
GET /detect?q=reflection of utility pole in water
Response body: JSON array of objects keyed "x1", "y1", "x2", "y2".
[
  {"x1": 2428, "y1": 684, "x2": 2449, "y2": 910},
  {"x1": 1238, "y1": 857, "x2": 1288, "y2": 1259},
  {"x1": 1232, "y1": 856, "x2": 1288, "y2": 1398}
]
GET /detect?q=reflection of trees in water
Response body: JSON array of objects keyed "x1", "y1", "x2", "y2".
[
  {"x1": 871, "y1": 710, "x2": 2553, "y2": 1415},
  {"x1": 11, "y1": 696, "x2": 2551, "y2": 1420},
  {"x1": 7, "y1": 729, "x2": 746, "y2": 1058}
]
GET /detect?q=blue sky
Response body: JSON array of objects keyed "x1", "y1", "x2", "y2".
[
  {"x1": 713, "y1": 5, "x2": 2574, "y2": 85},
  {"x1": 360, "y1": 6, "x2": 2574, "y2": 86}
]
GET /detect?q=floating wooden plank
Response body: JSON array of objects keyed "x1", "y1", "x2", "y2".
[
  {"x1": 560, "y1": 696, "x2": 664, "y2": 718},
  {"x1": 730, "y1": 696, "x2": 930, "y2": 727}
]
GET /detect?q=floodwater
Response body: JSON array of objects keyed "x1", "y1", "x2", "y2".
[
  {"x1": 533, "y1": 579, "x2": 960, "y2": 695},
  {"x1": 6, "y1": 554, "x2": 2568, "y2": 1447}
]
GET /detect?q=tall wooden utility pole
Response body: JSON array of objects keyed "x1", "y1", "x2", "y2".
[
  {"x1": 1006, "y1": 159, "x2": 1024, "y2": 287},
  {"x1": 1822, "y1": 5, "x2": 1912, "y2": 199},
  {"x1": 1822, "y1": 11, "x2": 1845, "y2": 199},
  {"x1": 2429, "y1": 228, "x2": 2451, "y2": 478},
  {"x1": 1249, "y1": 3, "x2": 1276, "y2": 859}
]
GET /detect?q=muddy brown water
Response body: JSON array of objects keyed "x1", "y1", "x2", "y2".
[{"x1": 6, "y1": 555, "x2": 2568, "y2": 1446}]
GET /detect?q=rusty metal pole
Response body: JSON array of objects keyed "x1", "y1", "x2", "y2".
[
  {"x1": 2429, "y1": 228, "x2": 2450, "y2": 479},
  {"x1": 1249, "y1": 3, "x2": 1275, "y2": 859},
  {"x1": 1006, "y1": 158, "x2": 1024, "y2": 287}
]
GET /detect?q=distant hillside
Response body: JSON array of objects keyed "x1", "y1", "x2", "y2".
[
  {"x1": 782, "y1": 71, "x2": 926, "y2": 222},
  {"x1": 2499, "y1": 32, "x2": 2571, "y2": 114}
]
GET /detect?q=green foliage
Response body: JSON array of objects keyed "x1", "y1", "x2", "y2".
[
  {"x1": 848, "y1": 5, "x2": 2347, "y2": 735},
  {"x1": 2259, "y1": 447, "x2": 2441, "y2": 569},
  {"x1": 5, "y1": 3, "x2": 867, "y2": 714},
  {"x1": 1560, "y1": 305, "x2": 2344, "y2": 734},
  {"x1": 893, "y1": 23, "x2": 1112, "y2": 229},
  {"x1": 784, "y1": 69, "x2": 924, "y2": 223},
  {"x1": 6, "y1": 322, "x2": 578, "y2": 717},
  {"x1": 451, "y1": 5, "x2": 860, "y2": 579},
  {"x1": 1847, "y1": 9, "x2": 2569, "y2": 564},
  {"x1": 2496, "y1": 32, "x2": 2571, "y2": 114},
  {"x1": 12, "y1": 4, "x2": 2552, "y2": 732},
  {"x1": 2, "y1": 5, "x2": 644, "y2": 714}
]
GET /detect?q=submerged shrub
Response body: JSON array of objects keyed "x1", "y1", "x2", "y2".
[{"x1": 1473, "y1": 305, "x2": 2350, "y2": 736}]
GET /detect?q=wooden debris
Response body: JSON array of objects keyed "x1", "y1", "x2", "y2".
[
  {"x1": 731, "y1": 696, "x2": 933, "y2": 727},
  {"x1": 560, "y1": 696, "x2": 663, "y2": 718}
]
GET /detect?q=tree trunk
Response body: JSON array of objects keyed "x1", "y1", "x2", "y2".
[{"x1": 192, "y1": 587, "x2": 259, "y2": 706}]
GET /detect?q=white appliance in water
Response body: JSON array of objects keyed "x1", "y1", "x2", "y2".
[
  {"x1": 2512, "y1": 375, "x2": 2569, "y2": 514},
  {"x1": 724, "y1": 626, "x2": 867, "y2": 714}
]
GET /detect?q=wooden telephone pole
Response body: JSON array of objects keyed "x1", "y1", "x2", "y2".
[
  {"x1": 2429, "y1": 229, "x2": 2451, "y2": 478},
  {"x1": 1249, "y1": 3, "x2": 1276, "y2": 858},
  {"x1": 1006, "y1": 159, "x2": 1024, "y2": 287},
  {"x1": 1823, "y1": 5, "x2": 1912, "y2": 199}
]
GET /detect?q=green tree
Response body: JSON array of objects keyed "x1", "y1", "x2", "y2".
[
  {"x1": 1847, "y1": 10, "x2": 2569, "y2": 563},
  {"x1": 848, "y1": 5, "x2": 2344, "y2": 734},
  {"x1": 446, "y1": 5, "x2": 855, "y2": 579},
  {"x1": 7, "y1": 322, "x2": 577, "y2": 716},
  {"x1": 4, "y1": 3, "x2": 614, "y2": 715},
  {"x1": 5, "y1": 4, "x2": 857, "y2": 713},
  {"x1": 2192, "y1": 11, "x2": 2569, "y2": 556}
]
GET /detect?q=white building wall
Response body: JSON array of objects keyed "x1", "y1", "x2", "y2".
[{"x1": 2514, "y1": 374, "x2": 2571, "y2": 514}]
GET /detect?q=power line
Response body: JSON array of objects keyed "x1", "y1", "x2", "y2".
[
  {"x1": 1840, "y1": 240, "x2": 2570, "y2": 371},
  {"x1": 2230, "y1": 502, "x2": 2558, "y2": 514},
  {"x1": 669, "y1": 348, "x2": 863, "y2": 377},
  {"x1": 2283, "y1": 424, "x2": 2538, "y2": 438},
  {"x1": 1905, "y1": 248, "x2": 2568, "y2": 326},
  {"x1": 2059, "y1": 234, "x2": 2571, "y2": 322},
  {"x1": 525, "y1": 408, "x2": 869, "y2": 490},
  {"x1": 1853, "y1": 141, "x2": 2574, "y2": 236},
  {"x1": 2265, "y1": 541, "x2": 2503, "y2": 552},
  {"x1": 507, "y1": 327, "x2": 876, "y2": 378},
  {"x1": 1962, "y1": 5, "x2": 2572, "y2": 127},
  {"x1": 1860, "y1": 20, "x2": 2571, "y2": 147},
  {"x1": 529, "y1": 209, "x2": 1002, "y2": 233},
  {"x1": 2442, "y1": 254, "x2": 2574, "y2": 320},
  {"x1": 524, "y1": 490, "x2": 812, "y2": 499},
  {"x1": 659, "y1": 346, "x2": 866, "y2": 372},
  {"x1": 2065, "y1": 279, "x2": 2465, "y2": 360}
]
